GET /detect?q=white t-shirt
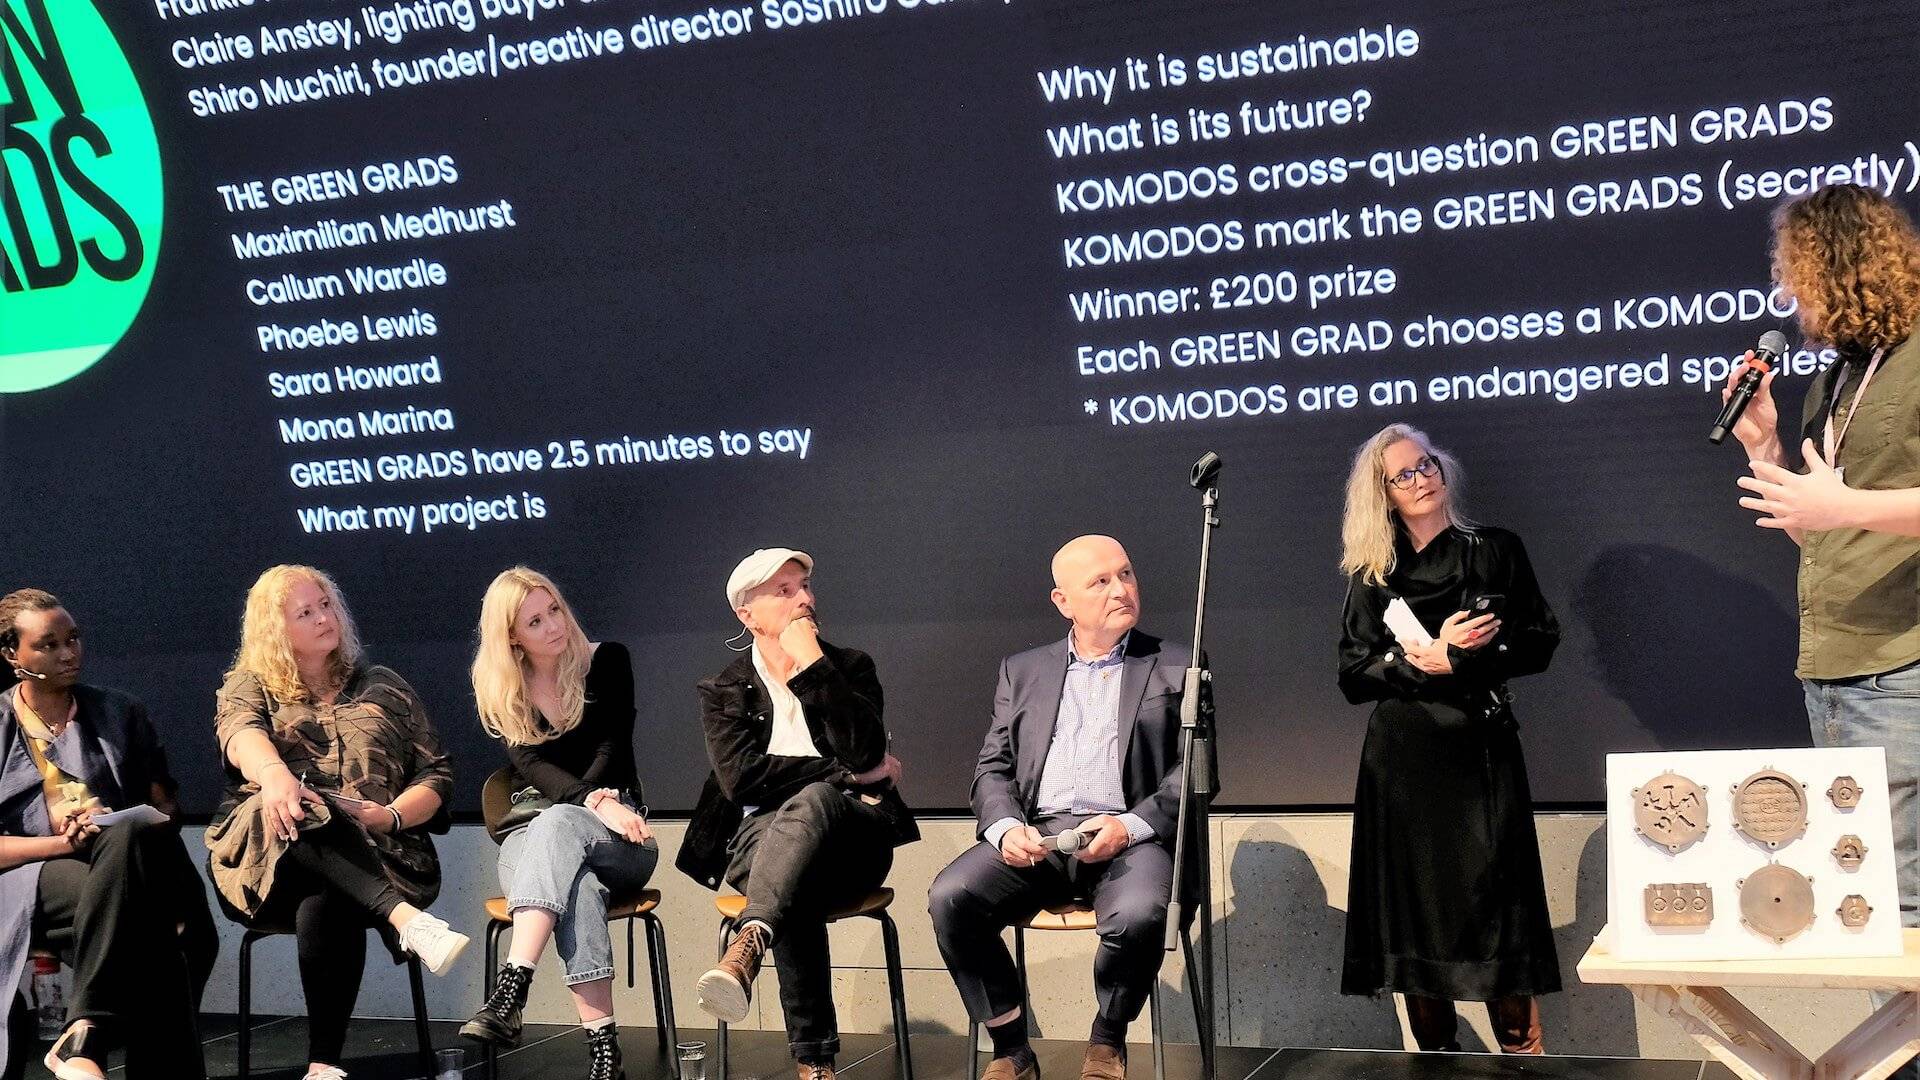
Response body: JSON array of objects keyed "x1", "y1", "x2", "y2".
[{"x1": 752, "y1": 644, "x2": 820, "y2": 758}]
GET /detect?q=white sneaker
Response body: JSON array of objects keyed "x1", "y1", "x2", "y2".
[
  {"x1": 304, "y1": 1067, "x2": 349, "y2": 1080},
  {"x1": 398, "y1": 910, "x2": 470, "y2": 975}
]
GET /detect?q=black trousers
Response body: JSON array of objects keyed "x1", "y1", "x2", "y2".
[
  {"x1": 32, "y1": 818, "x2": 218, "y2": 1078},
  {"x1": 249, "y1": 817, "x2": 407, "y2": 1065},
  {"x1": 725, "y1": 782, "x2": 894, "y2": 1063},
  {"x1": 929, "y1": 814, "x2": 1173, "y2": 1030}
]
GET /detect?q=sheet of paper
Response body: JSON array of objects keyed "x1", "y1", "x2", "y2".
[
  {"x1": 87, "y1": 804, "x2": 170, "y2": 827},
  {"x1": 1383, "y1": 598, "x2": 1434, "y2": 647}
]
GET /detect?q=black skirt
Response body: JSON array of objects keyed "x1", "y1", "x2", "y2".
[{"x1": 1340, "y1": 695, "x2": 1561, "y2": 1000}]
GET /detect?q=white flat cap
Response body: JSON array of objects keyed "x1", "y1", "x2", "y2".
[{"x1": 726, "y1": 548, "x2": 813, "y2": 609}]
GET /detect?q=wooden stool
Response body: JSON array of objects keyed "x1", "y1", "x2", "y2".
[
  {"x1": 480, "y1": 890, "x2": 677, "y2": 1079},
  {"x1": 238, "y1": 924, "x2": 432, "y2": 1078},
  {"x1": 713, "y1": 889, "x2": 912, "y2": 1080},
  {"x1": 967, "y1": 902, "x2": 1174, "y2": 1080}
]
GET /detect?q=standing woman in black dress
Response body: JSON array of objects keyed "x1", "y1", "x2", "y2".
[{"x1": 1336, "y1": 422, "x2": 1561, "y2": 1054}]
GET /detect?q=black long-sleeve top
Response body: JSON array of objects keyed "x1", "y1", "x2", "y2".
[
  {"x1": 1339, "y1": 525, "x2": 1559, "y2": 705},
  {"x1": 506, "y1": 641, "x2": 640, "y2": 806}
]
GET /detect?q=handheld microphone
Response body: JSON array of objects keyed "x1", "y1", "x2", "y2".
[
  {"x1": 1038, "y1": 827, "x2": 1093, "y2": 854},
  {"x1": 1709, "y1": 330, "x2": 1788, "y2": 444}
]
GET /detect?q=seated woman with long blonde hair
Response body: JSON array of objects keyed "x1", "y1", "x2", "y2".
[
  {"x1": 461, "y1": 567, "x2": 655, "y2": 1080},
  {"x1": 205, "y1": 565, "x2": 468, "y2": 1080}
]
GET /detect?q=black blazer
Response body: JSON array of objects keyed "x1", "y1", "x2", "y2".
[
  {"x1": 970, "y1": 630, "x2": 1193, "y2": 844},
  {"x1": 676, "y1": 639, "x2": 917, "y2": 889}
]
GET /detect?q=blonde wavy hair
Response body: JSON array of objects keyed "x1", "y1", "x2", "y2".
[
  {"x1": 1340, "y1": 423, "x2": 1471, "y2": 586},
  {"x1": 472, "y1": 566, "x2": 592, "y2": 746},
  {"x1": 228, "y1": 565, "x2": 363, "y2": 703},
  {"x1": 1773, "y1": 186, "x2": 1920, "y2": 351}
]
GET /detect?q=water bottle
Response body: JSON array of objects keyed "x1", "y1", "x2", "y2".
[{"x1": 30, "y1": 955, "x2": 66, "y2": 1042}]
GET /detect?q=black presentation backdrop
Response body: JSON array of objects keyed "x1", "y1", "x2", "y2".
[{"x1": 6, "y1": 0, "x2": 1916, "y2": 815}]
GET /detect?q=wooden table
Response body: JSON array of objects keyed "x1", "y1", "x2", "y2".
[{"x1": 1579, "y1": 927, "x2": 1920, "y2": 1080}]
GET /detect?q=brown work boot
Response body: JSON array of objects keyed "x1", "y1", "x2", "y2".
[
  {"x1": 697, "y1": 922, "x2": 770, "y2": 1023},
  {"x1": 981, "y1": 1051, "x2": 1040, "y2": 1080},
  {"x1": 797, "y1": 1062, "x2": 837, "y2": 1080},
  {"x1": 1080, "y1": 1044, "x2": 1126, "y2": 1080}
]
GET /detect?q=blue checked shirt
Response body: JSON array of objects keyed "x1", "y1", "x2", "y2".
[{"x1": 983, "y1": 633, "x2": 1153, "y2": 851}]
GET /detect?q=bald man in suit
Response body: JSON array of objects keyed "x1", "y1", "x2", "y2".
[{"x1": 929, "y1": 536, "x2": 1193, "y2": 1080}]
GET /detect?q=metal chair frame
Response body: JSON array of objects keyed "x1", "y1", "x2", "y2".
[
  {"x1": 713, "y1": 892, "x2": 913, "y2": 1080},
  {"x1": 967, "y1": 905, "x2": 1202, "y2": 1080},
  {"x1": 237, "y1": 926, "x2": 433, "y2": 1078}
]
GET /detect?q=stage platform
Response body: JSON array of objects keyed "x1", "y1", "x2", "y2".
[{"x1": 135, "y1": 1020, "x2": 1739, "y2": 1080}]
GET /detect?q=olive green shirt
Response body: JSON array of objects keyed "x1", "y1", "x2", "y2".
[{"x1": 1795, "y1": 332, "x2": 1920, "y2": 680}]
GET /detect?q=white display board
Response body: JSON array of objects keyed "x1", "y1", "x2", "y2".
[{"x1": 1606, "y1": 747, "x2": 1900, "y2": 962}]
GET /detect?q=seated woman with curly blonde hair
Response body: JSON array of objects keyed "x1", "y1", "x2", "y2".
[{"x1": 206, "y1": 565, "x2": 468, "y2": 1080}]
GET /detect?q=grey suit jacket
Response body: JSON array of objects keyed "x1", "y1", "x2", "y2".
[{"x1": 970, "y1": 630, "x2": 1192, "y2": 844}]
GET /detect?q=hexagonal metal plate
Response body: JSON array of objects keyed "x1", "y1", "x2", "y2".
[
  {"x1": 1732, "y1": 769, "x2": 1808, "y2": 849},
  {"x1": 1837, "y1": 895, "x2": 1872, "y2": 928},
  {"x1": 1738, "y1": 864, "x2": 1816, "y2": 943},
  {"x1": 1632, "y1": 772, "x2": 1710, "y2": 853},
  {"x1": 1832, "y1": 835, "x2": 1867, "y2": 870},
  {"x1": 1644, "y1": 883, "x2": 1713, "y2": 927},
  {"x1": 1827, "y1": 776, "x2": 1863, "y2": 809}
]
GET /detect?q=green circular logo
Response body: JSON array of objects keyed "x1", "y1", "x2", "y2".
[{"x1": 1, "y1": 0, "x2": 162, "y2": 393}]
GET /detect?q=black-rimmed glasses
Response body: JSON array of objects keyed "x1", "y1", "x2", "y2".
[{"x1": 1387, "y1": 456, "x2": 1441, "y2": 490}]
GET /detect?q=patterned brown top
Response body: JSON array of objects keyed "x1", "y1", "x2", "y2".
[{"x1": 209, "y1": 664, "x2": 453, "y2": 912}]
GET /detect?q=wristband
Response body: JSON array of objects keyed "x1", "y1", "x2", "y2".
[{"x1": 386, "y1": 805, "x2": 404, "y2": 833}]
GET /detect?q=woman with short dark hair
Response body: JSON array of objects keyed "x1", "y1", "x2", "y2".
[{"x1": 0, "y1": 588, "x2": 216, "y2": 1079}]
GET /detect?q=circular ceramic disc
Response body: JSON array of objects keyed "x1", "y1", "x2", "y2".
[
  {"x1": 1739, "y1": 864, "x2": 1815, "y2": 942},
  {"x1": 1632, "y1": 772, "x2": 1709, "y2": 853},
  {"x1": 1733, "y1": 770, "x2": 1807, "y2": 848}
]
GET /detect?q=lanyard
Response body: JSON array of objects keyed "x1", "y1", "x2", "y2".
[{"x1": 1824, "y1": 347, "x2": 1887, "y2": 463}]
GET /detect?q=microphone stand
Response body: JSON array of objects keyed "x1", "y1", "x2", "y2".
[{"x1": 1164, "y1": 453, "x2": 1220, "y2": 1080}]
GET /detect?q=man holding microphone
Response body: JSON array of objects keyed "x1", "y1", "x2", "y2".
[
  {"x1": 1724, "y1": 187, "x2": 1920, "y2": 1057},
  {"x1": 928, "y1": 535, "x2": 1194, "y2": 1080}
]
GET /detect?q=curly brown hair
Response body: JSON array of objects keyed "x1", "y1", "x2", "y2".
[{"x1": 1772, "y1": 185, "x2": 1920, "y2": 351}]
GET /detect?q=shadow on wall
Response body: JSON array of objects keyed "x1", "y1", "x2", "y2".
[
  {"x1": 1218, "y1": 837, "x2": 1402, "y2": 1050},
  {"x1": 1574, "y1": 544, "x2": 1807, "y2": 750},
  {"x1": 1536, "y1": 821, "x2": 1643, "y2": 1057}
]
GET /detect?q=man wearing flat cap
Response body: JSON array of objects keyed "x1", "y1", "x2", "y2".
[
  {"x1": 678, "y1": 548, "x2": 915, "y2": 1080},
  {"x1": 930, "y1": 535, "x2": 1195, "y2": 1080}
]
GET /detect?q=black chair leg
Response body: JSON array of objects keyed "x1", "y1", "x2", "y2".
[
  {"x1": 1014, "y1": 927, "x2": 1031, "y2": 1022},
  {"x1": 485, "y1": 921, "x2": 506, "y2": 1080},
  {"x1": 238, "y1": 932, "x2": 255, "y2": 1079},
  {"x1": 878, "y1": 912, "x2": 913, "y2": 1080},
  {"x1": 1149, "y1": 981, "x2": 1165, "y2": 1080},
  {"x1": 716, "y1": 916, "x2": 736, "y2": 1080},
  {"x1": 627, "y1": 916, "x2": 637, "y2": 990},
  {"x1": 646, "y1": 914, "x2": 680, "y2": 1076},
  {"x1": 409, "y1": 955, "x2": 434, "y2": 1077}
]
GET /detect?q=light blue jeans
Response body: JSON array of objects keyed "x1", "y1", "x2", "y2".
[
  {"x1": 498, "y1": 802, "x2": 658, "y2": 985},
  {"x1": 1805, "y1": 658, "x2": 1920, "y2": 1079}
]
